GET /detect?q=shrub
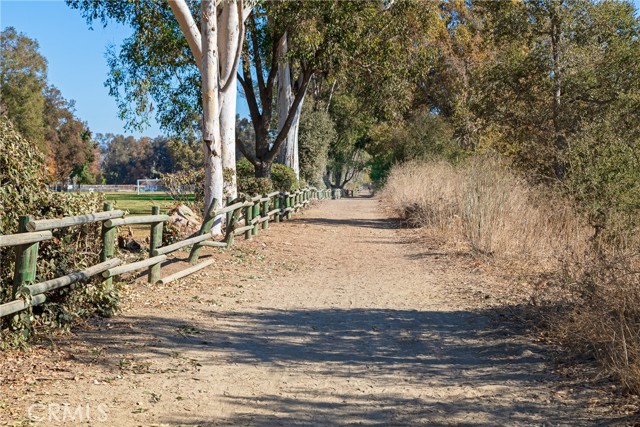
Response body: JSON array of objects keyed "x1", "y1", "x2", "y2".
[
  {"x1": 559, "y1": 249, "x2": 640, "y2": 393},
  {"x1": 236, "y1": 159, "x2": 273, "y2": 195},
  {"x1": 161, "y1": 168, "x2": 204, "y2": 210},
  {"x1": 567, "y1": 119, "x2": 640, "y2": 245},
  {"x1": 271, "y1": 163, "x2": 299, "y2": 192},
  {"x1": 1, "y1": 117, "x2": 114, "y2": 339},
  {"x1": 236, "y1": 159, "x2": 298, "y2": 194}
]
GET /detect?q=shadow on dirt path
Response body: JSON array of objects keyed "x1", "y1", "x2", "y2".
[{"x1": 0, "y1": 197, "x2": 630, "y2": 426}]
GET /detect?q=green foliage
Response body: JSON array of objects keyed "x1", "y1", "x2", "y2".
[
  {"x1": 0, "y1": 27, "x2": 47, "y2": 148},
  {"x1": 1, "y1": 118, "x2": 116, "y2": 337},
  {"x1": 236, "y1": 159, "x2": 273, "y2": 195},
  {"x1": 67, "y1": 0, "x2": 202, "y2": 138},
  {"x1": 325, "y1": 93, "x2": 371, "y2": 188},
  {"x1": 298, "y1": 102, "x2": 335, "y2": 187},
  {"x1": 367, "y1": 110, "x2": 463, "y2": 185},
  {"x1": 272, "y1": 163, "x2": 299, "y2": 192},
  {"x1": 567, "y1": 114, "x2": 640, "y2": 242},
  {"x1": 0, "y1": 117, "x2": 47, "y2": 234},
  {"x1": 236, "y1": 159, "x2": 299, "y2": 194}
]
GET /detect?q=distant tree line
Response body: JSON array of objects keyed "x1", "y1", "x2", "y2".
[{"x1": 1, "y1": 27, "x2": 98, "y2": 187}]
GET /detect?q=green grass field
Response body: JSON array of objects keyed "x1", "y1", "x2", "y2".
[{"x1": 104, "y1": 192, "x2": 194, "y2": 215}]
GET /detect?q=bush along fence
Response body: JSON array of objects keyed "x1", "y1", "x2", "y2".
[{"x1": 0, "y1": 188, "x2": 335, "y2": 331}]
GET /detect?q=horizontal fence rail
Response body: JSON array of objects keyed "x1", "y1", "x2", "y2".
[
  {"x1": 0, "y1": 187, "x2": 334, "y2": 326},
  {"x1": 0, "y1": 231, "x2": 52, "y2": 247},
  {"x1": 26, "y1": 210, "x2": 125, "y2": 231}
]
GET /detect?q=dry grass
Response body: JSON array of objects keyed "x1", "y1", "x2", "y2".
[
  {"x1": 381, "y1": 157, "x2": 588, "y2": 271},
  {"x1": 381, "y1": 157, "x2": 640, "y2": 393},
  {"x1": 561, "y1": 249, "x2": 640, "y2": 392}
]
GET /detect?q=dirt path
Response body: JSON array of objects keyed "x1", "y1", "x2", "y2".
[{"x1": 1, "y1": 196, "x2": 625, "y2": 426}]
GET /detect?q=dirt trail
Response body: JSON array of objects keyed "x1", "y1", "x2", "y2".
[{"x1": 1, "y1": 196, "x2": 624, "y2": 426}]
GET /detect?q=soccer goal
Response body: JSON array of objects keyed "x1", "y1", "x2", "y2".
[{"x1": 136, "y1": 178, "x2": 166, "y2": 194}]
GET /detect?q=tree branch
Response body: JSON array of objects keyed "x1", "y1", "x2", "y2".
[
  {"x1": 220, "y1": 0, "x2": 245, "y2": 93},
  {"x1": 237, "y1": 58, "x2": 262, "y2": 133},
  {"x1": 168, "y1": 0, "x2": 202, "y2": 71},
  {"x1": 237, "y1": 138, "x2": 257, "y2": 165},
  {"x1": 242, "y1": 2, "x2": 253, "y2": 21},
  {"x1": 249, "y1": 13, "x2": 266, "y2": 98},
  {"x1": 269, "y1": 68, "x2": 313, "y2": 157},
  {"x1": 264, "y1": 32, "x2": 283, "y2": 100}
]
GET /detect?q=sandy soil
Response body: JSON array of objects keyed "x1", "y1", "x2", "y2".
[{"x1": 0, "y1": 195, "x2": 633, "y2": 426}]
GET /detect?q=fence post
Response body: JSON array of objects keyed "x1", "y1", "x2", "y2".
[
  {"x1": 262, "y1": 195, "x2": 269, "y2": 230},
  {"x1": 12, "y1": 215, "x2": 38, "y2": 294},
  {"x1": 286, "y1": 193, "x2": 293, "y2": 220},
  {"x1": 245, "y1": 198, "x2": 253, "y2": 240},
  {"x1": 274, "y1": 193, "x2": 281, "y2": 223},
  {"x1": 100, "y1": 203, "x2": 116, "y2": 289},
  {"x1": 225, "y1": 195, "x2": 233, "y2": 228},
  {"x1": 11, "y1": 215, "x2": 38, "y2": 333},
  {"x1": 225, "y1": 207, "x2": 240, "y2": 247},
  {"x1": 148, "y1": 206, "x2": 163, "y2": 284},
  {"x1": 252, "y1": 194, "x2": 261, "y2": 236},
  {"x1": 188, "y1": 198, "x2": 219, "y2": 264}
]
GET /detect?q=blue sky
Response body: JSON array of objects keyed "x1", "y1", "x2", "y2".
[
  {"x1": 1, "y1": 1, "x2": 162, "y2": 137},
  {"x1": 1, "y1": 0, "x2": 639, "y2": 138},
  {"x1": 0, "y1": 0, "x2": 251, "y2": 138}
]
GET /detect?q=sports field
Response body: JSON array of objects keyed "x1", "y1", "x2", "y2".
[{"x1": 103, "y1": 192, "x2": 194, "y2": 215}]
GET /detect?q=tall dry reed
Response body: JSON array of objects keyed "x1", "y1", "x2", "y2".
[{"x1": 381, "y1": 157, "x2": 588, "y2": 270}]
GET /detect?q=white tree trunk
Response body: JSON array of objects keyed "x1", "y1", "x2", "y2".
[
  {"x1": 168, "y1": 0, "x2": 203, "y2": 71},
  {"x1": 276, "y1": 78, "x2": 304, "y2": 179},
  {"x1": 290, "y1": 92, "x2": 303, "y2": 178},
  {"x1": 275, "y1": 34, "x2": 301, "y2": 179},
  {"x1": 218, "y1": 1, "x2": 241, "y2": 199},
  {"x1": 201, "y1": 0, "x2": 223, "y2": 234}
]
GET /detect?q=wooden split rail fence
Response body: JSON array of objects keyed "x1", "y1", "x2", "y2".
[{"x1": 0, "y1": 188, "x2": 334, "y2": 322}]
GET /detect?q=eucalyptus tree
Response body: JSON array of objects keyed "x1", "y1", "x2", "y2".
[
  {"x1": 236, "y1": 0, "x2": 402, "y2": 178},
  {"x1": 275, "y1": 34, "x2": 302, "y2": 178},
  {"x1": 67, "y1": 0, "x2": 249, "y2": 221}
]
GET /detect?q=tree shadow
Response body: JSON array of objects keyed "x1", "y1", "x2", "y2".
[
  {"x1": 63, "y1": 304, "x2": 628, "y2": 426},
  {"x1": 295, "y1": 217, "x2": 400, "y2": 230}
]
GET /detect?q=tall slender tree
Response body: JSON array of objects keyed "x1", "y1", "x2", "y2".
[{"x1": 68, "y1": 0, "x2": 249, "y2": 229}]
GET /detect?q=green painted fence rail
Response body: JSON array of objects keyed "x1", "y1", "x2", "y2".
[{"x1": 0, "y1": 187, "x2": 333, "y2": 325}]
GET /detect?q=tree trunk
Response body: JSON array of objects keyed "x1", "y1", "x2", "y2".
[
  {"x1": 290, "y1": 93, "x2": 303, "y2": 177},
  {"x1": 219, "y1": 0, "x2": 240, "y2": 199},
  {"x1": 277, "y1": 93, "x2": 303, "y2": 178},
  {"x1": 276, "y1": 35, "x2": 294, "y2": 170},
  {"x1": 255, "y1": 160, "x2": 272, "y2": 178},
  {"x1": 275, "y1": 34, "x2": 302, "y2": 179},
  {"x1": 333, "y1": 168, "x2": 343, "y2": 189},
  {"x1": 550, "y1": 0, "x2": 566, "y2": 179},
  {"x1": 201, "y1": 0, "x2": 223, "y2": 234}
]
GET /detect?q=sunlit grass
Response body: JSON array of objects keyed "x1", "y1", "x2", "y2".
[{"x1": 103, "y1": 192, "x2": 194, "y2": 215}]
